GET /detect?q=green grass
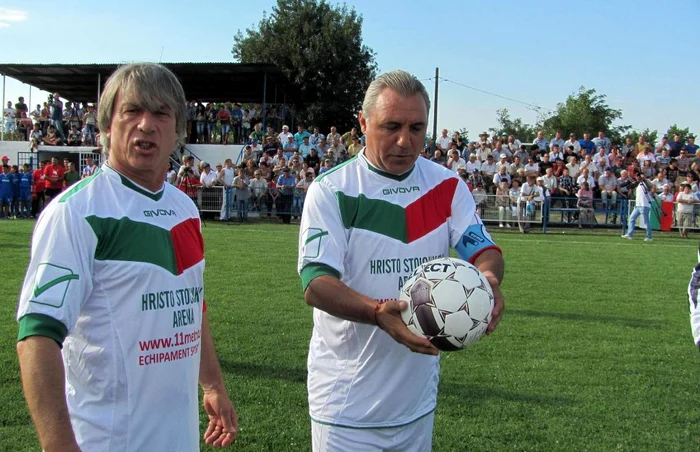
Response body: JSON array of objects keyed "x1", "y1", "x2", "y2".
[{"x1": 1, "y1": 221, "x2": 699, "y2": 451}]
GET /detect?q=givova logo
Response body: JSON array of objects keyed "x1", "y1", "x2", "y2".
[
  {"x1": 144, "y1": 209, "x2": 177, "y2": 217},
  {"x1": 382, "y1": 186, "x2": 420, "y2": 196},
  {"x1": 31, "y1": 263, "x2": 80, "y2": 308}
]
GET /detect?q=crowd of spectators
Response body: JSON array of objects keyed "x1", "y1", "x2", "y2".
[
  {"x1": 427, "y1": 128, "x2": 700, "y2": 233},
  {"x1": 170, "y1": 123, "x2": 364, "y2": 223}
]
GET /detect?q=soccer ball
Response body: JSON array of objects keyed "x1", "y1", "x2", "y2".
[{"x1": 400, "y1": 257, "x2": 494, "y2": 351}]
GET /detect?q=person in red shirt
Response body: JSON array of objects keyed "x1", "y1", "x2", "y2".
[
  {"x1": 32, "y1": 160, "x2": 47, "y2": 217},
  {"x1": 216, "y1": 106, "x2": 231, "y2": 144},
  {"x1": 43, "y1": 157, "x2": 65, "y2": 203}
]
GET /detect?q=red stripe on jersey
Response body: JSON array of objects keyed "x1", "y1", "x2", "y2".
[
  {"x1": 405, "y1": 178, "x2": 459, "y2": 243},
  {"x1": 170, "y1": 218, "x2": 204, "y2": 275}
]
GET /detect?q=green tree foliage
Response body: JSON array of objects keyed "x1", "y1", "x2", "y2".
[
  {"x1": 625, "y1": 128, "x2": 659, "y2": 146},
  {"x1": 541, "y1": 87, "x2": 629, "y2": 143},
  {"x1": 488, "y1": 109, "x2": 537, "y2": 143},
  {"x1": 232, "y1": 0, "x2": 378, "y2": 132},
  {"x1": 665, "y1": 124, "x2": 694, "y2": 144}
]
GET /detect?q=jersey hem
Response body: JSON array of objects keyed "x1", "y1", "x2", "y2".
[{"x1": 309, "y1": 407, "x2": 436, "y2": 430}]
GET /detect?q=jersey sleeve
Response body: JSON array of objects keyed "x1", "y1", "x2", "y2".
[
  {"x1": 297, "y1": 180, "x2": 347, "y2": 291},
  {"x1": 689, "y1": 250, "x2": 700, "y2": 347},
  {"x1": 16, "y1": 202, "x2": 95, "y2": 346},
  {"x1": 448, "y1": 178, "x2": 501, "y2": 263}
]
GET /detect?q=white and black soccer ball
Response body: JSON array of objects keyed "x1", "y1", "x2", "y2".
[{"x1": 400, "y1": 257, "x2": 494, "y2": 351}]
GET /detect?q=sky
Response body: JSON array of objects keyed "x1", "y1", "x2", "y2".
[{"x1": 0, "y1": 0, "x2": 698, "y2": 139}]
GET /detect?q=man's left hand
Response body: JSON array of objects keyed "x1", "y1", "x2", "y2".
[
  {"x1": 481, "y1": 270, "x2": 504, "y2": 335},
  {"x1": 203, "y1": 388, "x2": 238, "y2": 448}
]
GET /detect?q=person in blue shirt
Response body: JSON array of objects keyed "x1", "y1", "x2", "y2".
[
  {"x1": 579, "y1": 132, "x2": 596, "y2": 156},
  {"x1": 276, "y1": 166, "x2": 296, "y2": 224},
  {"x1": 9, "y1": 165, "x2": 20, "y2": 218},
  {"x1": 19, "y1": 163, "x2": 33, "y2": 218},
  {"x1": 684, "y1": 135, "x2": 698, "y2": 155},
  {"x1": 0, "y1": 165, "x2": 12, "y2": 218}
]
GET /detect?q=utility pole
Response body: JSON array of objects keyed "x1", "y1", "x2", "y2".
[{"x1": 432, "y1": 67, "x2": 439, "y2": 141}]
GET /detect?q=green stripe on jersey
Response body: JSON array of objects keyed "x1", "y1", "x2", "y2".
[
  {"x1": 85, "y1": 216, "x2": 178, "y2": 274},
  {"x1": 314, "y1": 156, "x2": 358, "y2": 182},
  {"x1": 58, "y1": 169, "x2": 103, "y2": 203},
  {"x1": 335, "y1": 192, "x2": 407, "y2": 242},
  {"x1": 17, "y1": 313, "x2": 68, "y2": 347}
]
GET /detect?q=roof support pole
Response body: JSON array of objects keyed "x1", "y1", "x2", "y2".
[
  {"x1": 97, "y1": 73, "x2": 102, "y2": 103},
  {"x1": 261, "y1": 71, "x2": 268, "y2": 131},
  {"x1": 1, "y1": 74, "x2": 5, "y2": 142}
]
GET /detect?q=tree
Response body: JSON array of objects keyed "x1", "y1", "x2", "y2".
[
  {"x1": 624, "y1": 128, "x2": 659, "y2": 147},
  {"x1": 232, "y1": 0, "x2": 378, "y2": 132},
  {"x1": 488, "y1": 108, "x2": 537, "y2": 143},
  {"x1": 665, "y1": 124, "x2": 694, "y2": 145},
  {"x1": 541, "y1": 87, "x2": 630, "y2": 144}
]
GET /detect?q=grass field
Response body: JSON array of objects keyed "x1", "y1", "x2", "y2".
[{"x1": 1, "y1": 220, "x2": 699, "y2": 451}]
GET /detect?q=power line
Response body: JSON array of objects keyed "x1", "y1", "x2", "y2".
[{"x1": 439, "y1": 77, "x2": 556, "y2": 113}]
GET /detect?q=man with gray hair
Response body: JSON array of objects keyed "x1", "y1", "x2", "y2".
[
  {"x1": 16, "y1": 63, "x2": 238, "y2": 451},
  {"x1": 298, "y1": 69, "x2": 505, "y2": 451}
]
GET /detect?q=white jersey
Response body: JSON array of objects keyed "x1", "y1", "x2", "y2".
[
  {"x1": 17, "y1": 164, "x2": 205, "y2": 451},
  {"x1": 689, "y1": 247, "x2": 700, "y2": 346},
  {"x1": 298, "y1": 150, "x2": 498, "y2": 428}
]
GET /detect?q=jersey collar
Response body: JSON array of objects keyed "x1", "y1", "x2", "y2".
[
  {"x1": 103, "y1": 164, "x2": 165, "y2": 201},
  {"x1": 359, "y1": 149, "x2": 415, "y2": 182}
]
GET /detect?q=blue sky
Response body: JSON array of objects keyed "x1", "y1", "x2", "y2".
[{"x1": 1, "y1": 0, "x2": 697, "y2": 139}]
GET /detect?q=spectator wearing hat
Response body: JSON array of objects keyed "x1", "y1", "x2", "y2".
[
  {"x1": 685, "y1": 135, "x2": 698, "y2": 156},
  {"x1": 199, "y1": 162, "x2": 217, "y2": 188},
  {"x1": 318, "y1": 159, "x2": 334, "y2": 174},
  {"x1": 276, "y1": 167, "x2": 296, "y2": 224},
  {"x1": 676, "y1": 183, "x2": 697, "y2": 238},
  {"x1": 476, "y1": 131, "x2": 491, "y2": 147}
]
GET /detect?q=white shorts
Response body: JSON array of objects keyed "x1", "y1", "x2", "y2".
[{"x1": 311, "y1": 412, "x2": 434, "y2": 452}]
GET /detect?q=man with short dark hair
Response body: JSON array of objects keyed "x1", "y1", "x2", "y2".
[{"x1": 298, "y1": 70, "x2": 504, "y2": 450}]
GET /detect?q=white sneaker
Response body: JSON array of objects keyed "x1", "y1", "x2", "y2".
[
  {"x1": 621, "y1": 235, "x2": 632, "y2": 239},
  {"x1": 644, "y1": 238, "x2": 653, "y2": 242}
]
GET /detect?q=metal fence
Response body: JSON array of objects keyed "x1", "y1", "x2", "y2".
[{"x1": 182, "y1": 185, "x2": 306, "y2": 221}]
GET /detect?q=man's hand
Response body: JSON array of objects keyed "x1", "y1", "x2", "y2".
[
  {"x1": 481, "y1": 270, "x2": 504, "y2": 335},
  {"x1": 202, "y1": 388, "x2": 238, "y2": 448},
  {"x1": 375, "y1": 301, "x2": 439, "y2": 356}
]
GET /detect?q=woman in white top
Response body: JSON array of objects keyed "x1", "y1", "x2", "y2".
[{"x1": 676, "y1": 183, "x2": 697, "y2": 238}]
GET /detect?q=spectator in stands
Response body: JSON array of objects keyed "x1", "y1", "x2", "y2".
[
  {"x1": 669, "y1": 133, "x2": 683, "y2": 157},
  {"x1": 495, "y1": 181, "x2": 511, "y2": 228},
  {"x1": 166, "y1": 163, "x2": 177, "y2": 185},
  {"x1": 436, "y1": 129, "x2": 451, "y2": 152},
  {"x1": 592, "y1": 131, "x2": 611, "y2": 154},
  {"x1": 472, "y1": 183, "x2": 487, "y2": 216},
  {"x1": 599, "y1": 167, "x2": 618, "y2": 215},
  {"x1": 249, "y1": 170, "x2": 267, "y2": 211},
  {"x1": 641, "y1": 159, "x2": 656, "y2": 179},
  {"x1": 579, "y1": 133, "x2": 595, "y2": 156},
  {"x1": 430, "y1": 150, "x2": 445, "y2": 166},
  {"x1": 289, "y1": 156, "x2": 303, "y2": 176},
  {"x1": 328, "y1": 138, "x2": 346, "y2": 158},
  {"x1": 446, "y1": 149, "x2": 466, "y2": 172},
  {"x1": 564, "y1": 133, "x2": 581, "y2": 155},
  {"x1": 82, "y1": 105, "x2": 97, "y2": 146},
  {"x1": 493, "y1": 165, "x2": 511, "y2": 188},
  {"x1": 309, "y1": 127, "x2": 324, "y2": 147},
  {"x1": 580, "y1": 154, "x2": 596, "y2": 179},
  {"x1": 273, "y1": 157, "x2": 287, "y2": 176},
  {"x1": 283, "y1": 135, "x2": 298, "y2": 158},
  {"x1": 249, "y1": 122, "x2": 264, "y2": 143},
  {"x1": 477, "y1": 142, "x2": 491, "y2": 162},
  {"x1": 577, "y1": 168, "x2": 596, "y2": 192},
  {"x1": 577, "y1": 181, "x2": 594, "y2": 228},
  {"x1": 340, "y1": 127, "x2": 359, "y2": 148},
  {"x1": 67, "y1": 125, "x2": 82, "y2": 146},
  {"x1": 348, "y1": 136, "x2": 363, "y2": 157},
  {"x1": 216, "y1": 106, "x2": 231, "y2": 144},
  {"x1": 685, "y1": 135, "x2": 698, "y2": 155},
  {"x1": 298, "y1": 135, "x2": 314, "y2": 158},
  {"x1": 634, "y1": 136, "x2": 652, "y2": 157},
  {"x1": 194, "y1": 104, "x2": 206, "y2": 143},
  {"x1": 481, "y1": 155, "x2": 497, "y2": 192},
  {"x1": 276, "y1": 167, "x2": 295, "y2": 224},
  {"x1": 318, "y1": 159, "x2": 334, "y2": 175},
  {"x1": 549, "y1": 131, "x2": 565, "y2": 152},
  {"x1": 517, "y1": 175, "x2": 538, "y2": 233},
  {"x1": 651, "y1": 169, "x2": 670, "y2": 192},
  {"x1": 278, "y1": 125, "x2": 293, "y2": 144},
  {"x1": 199, "y1": 163, "x2": 217, "y2": 188},
  {"x1": 43, "y1": 125, "x2": 63, "y2": 146},
  {"x1": 552, "y1": 158, "x2": 566, "y2": 177},
  {"x1": 557, "y1": 168, "x2": 576, "y2": 221},
  {"x1": 295, "y1": 171, "x2": 314, "y2": 214},
  {"x1": 205, "y1": 104, "x2": 217, "y2": 143},
  {"x1": 523, "y1": 156, "x2": 539, "y2": 176},
  {"x1": 232, "y1": 167, "x2": 250, "y2": 222},
  {"x1": 538, "y1": 152, "x2": 553, "y2": 175},
  {"x1": 657, "y1": 148, "x2": 671, "y2": 170},
  {"x1": 656, "y1": 184, "x2": 673, "y2": 203},
  {"x1": 304, "y1": 148, "x2": 321, "y2": 172},
  {"x1": 294, "y1": 124, "x2": 310, "y2": 147},
  {"x1": 676, "y1": 183, "x2": 697, "y2": 238},
  {"x1": 476, "y1": 131, "x2": 490, "y2": 147},
  {"x1": 64, "y1": 163, "x2": 80, "y2": 188},
  {"x1": 316, "y1": 138, "x2": 329, "y2": 156},
  {"x1": 534, "y1": 131, "x2": 549, "y2": 152},
  {"x1": 30, "y1": 123, "x2": 43, "y2": 145},
  {"x1": 541, "y1": 167, "x2": 557, "y2": 196},
  {"x1": 622, "y1": 136, "x2": 635, "y2": 156},
  {"x1": 48, "y1": 93, "x2": 64, "y2": 140},
  {"x1": 326, "y1": 126, "x2": 341, "y2": 145},
  {"x1": 566, "y1": 155, "x2": 581, "y2": 179}
]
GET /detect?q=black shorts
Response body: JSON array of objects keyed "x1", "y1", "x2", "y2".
[{"x1": 44, "y1": 188, "x2": 62, "y2": 198}]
